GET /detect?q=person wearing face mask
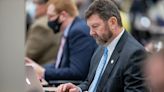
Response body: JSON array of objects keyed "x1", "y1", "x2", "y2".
[
  {"x1": 25, "y1": 0, "x2": 97, "y2": 84},
  {"x1": 25, "y1": 0, "x2": 62, "y2": 65},
  {"x1": 48, "y1": 17, "x2": 62, "y2": 33}
]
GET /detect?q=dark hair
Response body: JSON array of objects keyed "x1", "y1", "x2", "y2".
[{"x1": 85, "y1": 0, "x2": 122, "y2": 26}]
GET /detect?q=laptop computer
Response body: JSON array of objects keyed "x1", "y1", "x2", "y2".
[
  {"x1": 25, "y1": 65, "x2": 44, "y2": 92},
  {"x1": 25, "y1": 65, "x2": 57, "y2": 92}
]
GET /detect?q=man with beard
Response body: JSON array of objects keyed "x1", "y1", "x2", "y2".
[
  {"x1": 56, "y1": 0, "x2": 147, "y2": 92},
  {"x1": 26, "y1": 0, "x2": 97, "y2": 84}
]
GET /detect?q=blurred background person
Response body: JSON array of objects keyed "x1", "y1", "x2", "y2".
[
  {"x1": 147, "y1": 0, "x2": 164, "y2": 43},
  {"x1": 129, "y1": 0, "x2": 164, "y2": 46},
  {"x1": 129, "y1": 0, "x2": 152, "y2": 45},
  {"x1": 26, "y1": 0, "x2": 97, "y2": 85},
  {"x1": 26, "y1": 0, "x2": 38, "y2": 33},
  {"x1": 110, "y1": 0, "x2": 164, "y2": 53},
  {"x1": 75, "y1": 0, "x2": 93, "y2": 19},
  {"x1": 25, "y1": 0, "x2": 61, "y2": 65},
  {"x1": 144, "y1": 48, "x2": 164, "y2": 92}
]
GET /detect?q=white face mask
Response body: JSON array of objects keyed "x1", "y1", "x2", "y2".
[{"x1": 26, "y1": 0, "x2": 36, "y2": 20}]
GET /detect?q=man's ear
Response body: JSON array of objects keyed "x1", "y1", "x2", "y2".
[
  {"x1": 59, "y1": 11, "x2": 67, "y2": 22},
  {"x1": 108, "y1": 16, "x2": 117, "y2": 31}
]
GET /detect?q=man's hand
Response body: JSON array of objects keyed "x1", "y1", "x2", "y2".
[
  {"x1": 25, "y1": 57, "x2": 45, "y2": 79},
  {"x1": 56, "y1": 83, "x2": 80, "y2": 92}
]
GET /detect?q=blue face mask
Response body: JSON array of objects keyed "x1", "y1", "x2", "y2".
[{"x1": 48, "y1": 17, "x2": 62, "y2": 34}]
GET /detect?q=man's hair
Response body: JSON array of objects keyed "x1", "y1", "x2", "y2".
[
  {"x1": 85, "y1": 0, "x2": 122, "y2": 26},
  {"x1": 47, "y1": 0, "x2": 78, "y2": 17}
]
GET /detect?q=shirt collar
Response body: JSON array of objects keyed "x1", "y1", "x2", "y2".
[
  {"x1": 63, "y1": 20, "x2": 73, "y2": 37},
  {"x1": 106, "y1": 28, "x2": 125, "y2": 51}
]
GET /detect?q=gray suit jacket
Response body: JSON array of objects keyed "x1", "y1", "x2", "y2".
[{"x1": 78, "y1": 31, "x2": 148, "y2": 92}]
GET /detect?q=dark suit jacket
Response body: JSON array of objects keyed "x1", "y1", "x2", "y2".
[
  {"x1": 78, "y1": 31, "x2": 148, "y2": 92},
  {"x1": 44, "y1": 17, "x2": 97, "y2": 82}
]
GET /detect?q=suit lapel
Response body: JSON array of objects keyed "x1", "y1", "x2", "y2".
[
  {"x1": 89, "y1": 46, "x2": 104, "y2": 84},
  {"x1": 97, "y1": 31, "x2": 128, "y2": 91},
  {"x1": 59, "y1": 17, "x2": 78, "y2": 67}
]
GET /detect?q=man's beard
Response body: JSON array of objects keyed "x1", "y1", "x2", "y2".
[{"x1": 95, "y1": 25, "x2": 113, "y2": 47}]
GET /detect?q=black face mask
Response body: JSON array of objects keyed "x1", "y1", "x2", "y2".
[{"x1": 48, "y1": 17, "x2": 62, "y2": 33}]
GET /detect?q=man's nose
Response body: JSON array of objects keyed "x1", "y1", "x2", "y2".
[{"x1": 90, "y1": 28, "x2": 96, "y2": 36}]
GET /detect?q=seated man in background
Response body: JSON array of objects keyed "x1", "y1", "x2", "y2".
[
  {"x1": 26, "y1": 0, "x2": 97, "y2": 84},
  {"x1": 26, "y1": 0, "x2": 61, "y2": 65},
  {"x1": 144, "y1": 49, "x2": 164, "y2": 92}
]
